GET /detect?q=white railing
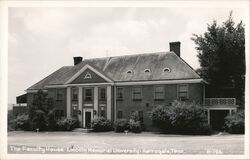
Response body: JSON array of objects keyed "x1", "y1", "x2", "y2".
[
  {"x1": 205, "y1": 98, "x2": 236, "y2": 106},
  {"x1": 13, "y1": 103, "x2": 27, "y2": 107}
]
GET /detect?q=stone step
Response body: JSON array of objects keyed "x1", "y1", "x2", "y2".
[{"x1": 72, "y1": 128, "x2": 93, "y2": 133}]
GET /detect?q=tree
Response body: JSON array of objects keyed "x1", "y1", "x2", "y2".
[
  {"x1": 28, "y1": 90, "x2": 55, "y2": 131},
  {"x1": 192, "y1": 12, "x2": 245, "y2": 107}
]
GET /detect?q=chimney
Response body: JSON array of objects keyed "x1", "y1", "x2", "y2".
[
  {"x1": 169, "y1": 41, "x2": 181, "y2": 57},
  {"x1": 73, "y1": 56, "x2": 83, "y2": 65}
]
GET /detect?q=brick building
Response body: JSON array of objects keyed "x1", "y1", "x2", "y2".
[{"x1": 25, "y1": 42, "x2": 208, "y2": 130}]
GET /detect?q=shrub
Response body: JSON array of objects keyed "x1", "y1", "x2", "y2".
[
  {"x1": 150, "y1": 100, "x2": 211, "y2": 135},
  {"x1": 128, "y1": 119, "x2": 142, "y2": 133},
  {"x1": 15, "y1": 114, "x2": 30, "y2": 131},
  {"x1": 224, "y1": 110, "x2": 244, "y2": 134},
  {"x1": 128, "y1": 112, "x2": 142, "y2": 133},
  {"x1": 91, "y1": 117, "x2": 113, "y2": 132},
  {"x1": 114, "y1": 119, "x2": 129, "y2": 132},
  {"x1": 56, "y1": 117, "x2": 79, "y2": 131}
]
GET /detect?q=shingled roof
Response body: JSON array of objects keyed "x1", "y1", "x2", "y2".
[{"x1": 27, "y1": 51, "x2": 201, "y2": 90}]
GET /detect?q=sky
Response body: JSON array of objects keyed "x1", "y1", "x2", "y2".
[{"x1": 8, "y1": 6, "x2": 246, "y2": 104}]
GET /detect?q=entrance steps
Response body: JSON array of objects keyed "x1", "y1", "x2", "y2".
[{"x1": 72, "y1": 128, "x2": 93, "y2": 133}]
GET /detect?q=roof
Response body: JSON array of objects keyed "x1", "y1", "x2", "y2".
[{"x1": 27, "y1": 51, "x2": 201, "y2": 90}]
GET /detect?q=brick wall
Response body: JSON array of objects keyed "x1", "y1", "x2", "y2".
[{"x1": 116, "y1": 83, "x2": 203, "y2": 130}]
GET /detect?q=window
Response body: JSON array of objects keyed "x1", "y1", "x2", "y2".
[
  {"x1": 178, "y1": 84, "x2": 188, "y2": 100},
  {"x1": 144, "y1": 69, "x2": 151, "y2": 73},
  {"x1": 127, "y1": 70, "x2": 132, "y2": 74},
  {"x1": 163, "y1": 67, "x2": 171, "y2": 73},
  {"x1": 154, "y1": 86, "x2": 165, "y2": 100},
  {"x1": 99, "y1": 88, "x2": 106, "y2": 100},
  {"x1": 132, "y1": 87, "x2": 142, "y2": 100},
  {"x1": 100, "y1": 110, "x2": 105, "y2": 117},
  {"x1": 56, "y1": 89, "x2": 63, "y2": 101},
  {"x1": 138, "y1": 111, "x2": 143, "y2": 123},
  {"x1": 84, "y1": 72, "x2": 92, "y2": 79},
  {"x1": 116, "y1": 87, "x2": 124, "y2": 100},
  {"x1": 55, "y1": 109, "x2": 64, "y2": 119},
  {"x1": 117, "y1": 111, "x2": 123, "y2": 119},
  {"x1": 72, "y1": 88, "x2": 78, "y2": 101},
  {"x1": 85, "y1": 88, "x2": 93, "y2": 101}
]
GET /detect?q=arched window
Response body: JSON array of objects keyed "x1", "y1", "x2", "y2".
[
  {"x1": 84, "y1": 72, "x2": 92, "y2": 79},
  {"x1": 163, "y1": 67, "x2": 171, "y2": 73},
  {"x1": 127, "y1": 70, "x2": 133, "y2": 74},
  {"x1": 144, "y1": 69, "x2": 151, "y2": 73}
]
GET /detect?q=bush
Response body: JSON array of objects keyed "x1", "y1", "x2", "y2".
[
  {"x1": 150, "y1": 100, "x2": 211, "y2": 135},
  {"x1": 91, "y1": 117, "x2": 113, "y2": 132},
  {"x1": 128, "y1": 112, "x2": 142, "y2": 133},
  {"x1": 224, "y1": 110, "x2": 244, "y2": 134},
  {"x1": 56, "y1": 117, "x2": 79, "y2": 131},
  {"x1": 128, "y1": 119, "x2": 142, "y2": 133},
  {"x1": 114, "y1": 119, "x2": 129, "y2": 132},
  {"x1": 15, "y1": 114, "x2": 30, "y2": 131}
]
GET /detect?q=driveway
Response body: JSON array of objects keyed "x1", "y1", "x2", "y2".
[{"x1": 8, "y1": 131, "x2": 244, "y2": 154}]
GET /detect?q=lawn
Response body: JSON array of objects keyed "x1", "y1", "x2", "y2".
[{"x1": 8, "y1": 131, "x2": 244, "y2": 154}]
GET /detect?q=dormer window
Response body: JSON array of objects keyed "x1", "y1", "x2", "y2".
[
  {"x1": 127, "y1": 70, "x2": 133, "y2": 74},
  {"x1": 144, "y1": 69, "x2": 151, "y2": 73},
  {"x1": 84, "y1": 72, "x2": 92, "y2": 79},
  {"x1": 163, "y1": 68, "x2": 171, "y2": 73}
]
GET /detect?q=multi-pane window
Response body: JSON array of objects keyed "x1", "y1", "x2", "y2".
[
  {"x1": 132, "y1": 87, "x2": 142, "y2": 100},
  {"x1": 72, "y1": 88, "x2": 78, "y2": 101},
  {"x1": 55, "y1": 109, "x2": 64, "y2": 119},
  {"x1": 56, "y1": 89, "x2": 63, "y2": 101},
  {"x1": 99, "y1": 88, "x2": 106, "y2": 100},
  {"x1": 85, "y1": 88, "x2": 93, "y2": 101},
  {"x1": 138, "y1": 111, "x2": 143, "y2": 123},
  {"x1": 117, "y1": 111, "x2": 123, "y2": 119},
  {"x1": 154, "y1": 86, "x2": 165, "y2": 100},
  {"x1": 178, "y1": 84, "x2": 188, "y2": 100},
  {"x1": 116, "y1": 87, "x2": 124, "y2": 100},
  {"x1": 100, "y1": 110, "x2": 105, "y2": 117}
]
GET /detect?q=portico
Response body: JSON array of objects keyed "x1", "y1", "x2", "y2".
[{"x1": 66, "y1": 84, "x2": 112, "y2": 128}]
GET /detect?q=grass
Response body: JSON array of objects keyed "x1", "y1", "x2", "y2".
[{"x1": 8, "y1": 131, "x2": 244, "y2": 154}]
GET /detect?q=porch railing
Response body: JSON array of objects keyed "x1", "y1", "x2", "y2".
[{"x1": 205, "y1": 98, "x2": 236, "y2": 106}]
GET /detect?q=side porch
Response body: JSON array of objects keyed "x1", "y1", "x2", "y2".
[{"x1": 204, "y1": 98, "x2": 238, "y2": 131}]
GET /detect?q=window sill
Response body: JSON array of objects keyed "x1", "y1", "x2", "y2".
[{"x1": 154, "y1": 99, "x2": 164, "y2": 101}]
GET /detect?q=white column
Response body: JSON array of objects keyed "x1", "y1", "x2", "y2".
[
  {"x1": 66, "y1": 87, "x2": 71, "y2": 118},
  {"x1": 229, "y1": 109, "x2": 232, "y2": 115},
  {"x1": 203, "y1": 84, "x2": 206, "y2": 105},
  {"x1": 78, "y1": 86, "x2": 83, "y2": 127},
  {"x1": 207, "y1": 109, "x2": 210, "y2": 125},
  {"x1": 114, "y1": 86, "x2": 117, "y2": 121},
  {"x1": 94, "y1": 86, "x2": 98, "y2": 119},
  {"x1": 107, "y1": 86, "x2": 112, "y2": 120}
]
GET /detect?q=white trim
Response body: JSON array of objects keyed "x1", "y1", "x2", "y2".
[
  {"x1": 45, "y1": 82, "x2": 114, "y2": 88},
  {"x1": 107, "y1": 86, "x2": 112, "y2": 120},
  {"x1": 65, "y1": 64, "x2": 113, "y2": 84},
  {"x1": 115, "y1": 79, "x2": 206, "y2": 86},
  {"x1": 44, "y1": 79, "x2": 206, "y2": 88},
  {"x1": 206, "y1": 107, "x2": 237, "y2": 110},
  {"x1": 25, "y1": 89, "x2": 48, "y2": 93}
]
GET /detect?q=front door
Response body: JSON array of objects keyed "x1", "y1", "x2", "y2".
[{"x1": 85, "y1": 111, "x2": 92, "y2": 128}]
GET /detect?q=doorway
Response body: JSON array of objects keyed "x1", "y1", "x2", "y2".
[
  {"x1": 82, "y1": 109, "x2": 93, "y2": 128},
  {"x1": 210, "y1": 110, "x2": 229, "y2": 131},
  {"x1": 85, "y1": 111, "x2": 92, "y2": 128}
]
